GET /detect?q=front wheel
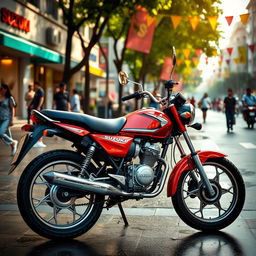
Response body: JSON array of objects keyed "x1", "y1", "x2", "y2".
[
  {"x1": 17, "y1": 150, "x2": 104, "y2": 239},
  {"x1": 172, "y1": 158, "x2": 245, "y2": 231}
]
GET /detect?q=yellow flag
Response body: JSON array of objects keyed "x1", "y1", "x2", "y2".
[
  {"x1": 185, "y1": 59, "x2": 191, "y2": 67},
  {"x1": 183, "y1": 49, "x2": 191, "y2": 59},
  {"x1": 212, "y1": 49, "x2": 218, "y2": 56},
  {"x1": 234, "y1": 58, "x2": 239, "y2": 64},
  {"x1": 189, "y1": 16, "x2": 200, "y2": 30},
  {"x1": 192, "y1": 59, "x2": 199, "y2": 67},
  {"x1": 238, "y1": 46, "x2": 247, "y2": 63},
  {"x1": 240, "y1": 14, "x2": 249, "y2": 25},
  {"x1": 218, "y1": 60, "x2": 222, "y2": 66},
  {"x1": 170, "y1": 16, "x2": 182, "y2": 29},
  {"x1": 208, "y1": 16, "x2": 218, "y2": 30},
  {"x1": 156, "y1": 15, "x2": 165, "y2": 26}
]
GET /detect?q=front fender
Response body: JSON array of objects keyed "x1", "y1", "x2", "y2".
[{"x1": 167, "y1": 151, "x2": 226, "y2": 197}]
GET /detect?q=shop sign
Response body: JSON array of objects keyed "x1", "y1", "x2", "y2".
[{"x1": 1, "y1": 8, "x2": 30, "y2": 32}]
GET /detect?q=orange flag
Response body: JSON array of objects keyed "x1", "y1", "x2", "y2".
[
  {"x1": 170, "y1": 16, "x2": 182, "y2": 29},
  {"x1": 183, "y1": 49, "x2": 191, "y2": 59},
  {"x1": 212, "y1": 49, "x2": 218, "y2": 56},
  {"x1": 185, "y1": 59, "x2": 191, "y2": 67},
  {"x1": 160, "y1": 57, "x2": 172, "y2": 80},
  {"x1": 240, "y1": 14, "x2": 249, "y2": 25},
  {"x1": 234, "y1": 58, "x2": 239, "y2": 64},
  {"x1": 176, "y1": 59, "x2": 182, "y2": 66},
  {"x1": 126, "y1": 9, "x2": 156, "y2": 54},
  {"x1": 192, "y1": 57, "x2": 199, "y2": 67},
  {"x1": 189, "y1": 16, "x2": 200, "y2": 30},
  {"x1": 208, "y1": 16, "x2": 218, "y2": 30}
]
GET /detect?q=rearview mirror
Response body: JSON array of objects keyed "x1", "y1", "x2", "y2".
[
  {"x1": 118, "y1": 71, "x2": 129, "y2": 86},
  {"x1": 172, "y1": 46, "x2": 176, "y2": 66}
]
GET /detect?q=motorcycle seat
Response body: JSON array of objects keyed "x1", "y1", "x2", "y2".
[{"x1": 41, "y1": 109, "x2": 126, "y2": 134}]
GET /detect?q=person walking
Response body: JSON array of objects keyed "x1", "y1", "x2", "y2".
[
  {"x1": 190, "y1": 96, "x2": 196, "y2": 107},
  {"x1": 200, "y1": 93, "x2": 212, "y2": 123},
  {"x1": 52, "y1": 82, "x2": 70, "y2": 111},
  {"x1": 224, "y1": 88, "x2": 236, "y2": 133},
  {"x1": 24, "y1": 84, "x2": 35, "y2": 124},
  {"x1": 29, "y1": 81, "x2": 46, "y2": 147},
  {"x1": 70, "y1": 89, "x2": 81, "y2": 113},
  {"x1": 0, "y1": 83, "x2": 18, "y2": 155}
]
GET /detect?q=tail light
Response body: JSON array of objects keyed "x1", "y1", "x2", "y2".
[
  {"x1": 21, "y1": 124, "x2": 33, "y2": 132},
  {"x1": 30, "y1": 114, "x2": 43, "y2": 124}
]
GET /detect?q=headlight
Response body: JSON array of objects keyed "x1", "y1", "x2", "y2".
[{"x1": 178, "y1": 103, "x2": 195, "y2": 125}]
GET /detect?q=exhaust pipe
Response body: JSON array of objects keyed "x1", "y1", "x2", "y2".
[
  {"x1": 43, "y1": 171, "x2": 140, "y2": 198},
  {"x1": 43, "y1": 159, "x2": 168, "y2": 199}
]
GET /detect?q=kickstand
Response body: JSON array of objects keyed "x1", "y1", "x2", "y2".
[{"x1": 118, "y1": 203, "x2": 129, "y2": 226}]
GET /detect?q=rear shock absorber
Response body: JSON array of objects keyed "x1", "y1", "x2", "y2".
[{"x1": 79, "y1": 143, "x2": 96, "y2": 177}]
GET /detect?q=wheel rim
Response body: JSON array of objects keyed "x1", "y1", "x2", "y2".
[
  {"x1": 29, "y1": 160, "x2": 97, "y2": 229},
  {"x1": 180, "y1": 162, "x2": 239, "y2": 223}
]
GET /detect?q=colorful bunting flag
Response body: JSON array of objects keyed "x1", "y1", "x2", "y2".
[
  {"x1": 184, "y1": 59, "x2": 191, "y2": 67},
  {"x1": 212, "y1": 49, "x2": 218, "y2": 56},
  {"x1": 240, "y1": 14, "x2": 250, "y2": 25},
  {"x1": 225, "y1": 16, "x2": 233, "y2": 26},
  {"x1": 170, "y1": 15, "x2": 182, "y2": 29},
  {"x1": 192, "y1": 57, "x2": 199, "y2": 66},
  {"x1": 234, "y1": 58, "x2": 239, "y2": 64},
  {"x1": 126, "y1": 9, "x2": 156, "y2": 54},
  {"x1": 176, "y1": 59, "x2": 182, "y2": 66},
  {"x1": 160, "y1": 57, "x2": 172, "y2": 80},
  {"x1": 227, "y1": 47, "x2": 233, "y2": 56},
  {"x1": 249, "y1": 44, "x2": 255, "y2": 53},
  {"x1": 196, "y1": 49, "x2": 202, "y2": 56},
  {"x1": 226, "y1": 59, "x2": 230, "y2": 65},
  {"x1": 183, "y1": 49, "x2": 191, "y2": 59},
  {"x1": 218, "y1": 60, "x2": 223, "y2": 66},
  {"x1": 189, "y1": 16, "x2": 200, "y2": 30},
  {"x1": 208, "y1": 16, "x2": 218, "y2": 30},
  {"x1": 238, "y1": 46, "x2": 247, "y2": 63}
]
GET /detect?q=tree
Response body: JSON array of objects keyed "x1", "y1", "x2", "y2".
[
  {"x1": 58, "y1": 0, "x2": 125, "y2": 113},
  {"x1": 106, "y1": 1, "x2": 171, "y2": 115}
]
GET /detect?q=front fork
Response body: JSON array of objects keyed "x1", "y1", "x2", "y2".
[{"x1": 175, "y1": 132, "x2": 215, "y2": 197}]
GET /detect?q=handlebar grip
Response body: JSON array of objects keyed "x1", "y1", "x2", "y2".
[{"x1": 122, "y1": 92, "x2": 140, "y2": 102}]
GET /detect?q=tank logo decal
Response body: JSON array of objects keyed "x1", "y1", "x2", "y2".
[
  {"x1": 100, "y1": 136, "x2": 130, "y2": 144},
  {"x1": 144, "y1": 113, "x2": 168, "y2": 127}
]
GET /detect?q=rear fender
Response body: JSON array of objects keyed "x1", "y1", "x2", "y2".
[
  {"x1": 9, "y1": 124, "x2": 50, "y2": 174},
  {"x1": 167, "y1": 151, "x2": 226, "y2": 197}
]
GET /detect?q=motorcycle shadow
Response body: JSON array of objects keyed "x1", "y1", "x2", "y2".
[
  {"x1": 25, "y1": 230, "x2": 244, "y2": 256},
  {"x1": 174, "y1": 231, "x2": 244, "y2": 256}
]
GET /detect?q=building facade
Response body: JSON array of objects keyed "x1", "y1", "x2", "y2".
[{"x1": 0, "y1": 0, "x2": 105, "y2": 118}]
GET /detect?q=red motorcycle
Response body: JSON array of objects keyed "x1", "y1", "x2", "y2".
[{"x1": 10, "y1": 49, "x2": 245, "y2": 239}]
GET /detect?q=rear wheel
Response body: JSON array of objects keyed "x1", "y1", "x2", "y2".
[
  {"x1": 17, "y1": 150, "x2": 104, "y2": 239},
  {"x1": 172, "y1": 158, "x2": 245, "y2": 231}
]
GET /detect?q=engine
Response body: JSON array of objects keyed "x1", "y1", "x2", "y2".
[{"x1": 126, "y1": 141, "x2": 161, "y2": 192}]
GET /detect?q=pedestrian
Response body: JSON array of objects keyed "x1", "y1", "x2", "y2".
[
  {"x1": 52, "y1": 82, "x2": 70, "y2": 111},
  {"x1": 149, "y1": 88, "x2": 160, "y2": 109},
  {"x1": 24, "y1": 84, "x2": 35, "y2": 124},
  {"x1": 70, "y1": 89, "x2": 81, "y2": 113},
  {"x1": 242, "y1": 88, "x2": 256, "y2": 108},
  {"x1": 29, "y1": 81, "x2": 46, "y2": 148},
  {"x1": 199, "y1": 93, "x2": 212, "y2": 123},
  {"x1": 0, "y1": 83, "x2": 18, "y2": 156},
  {"x1": 224, "y1": 88, "x2": 236, "y2": 133}
]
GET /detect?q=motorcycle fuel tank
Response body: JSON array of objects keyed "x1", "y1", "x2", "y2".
[{"x1": 120, "y1": 109, "x2": 172, "y2": 138}]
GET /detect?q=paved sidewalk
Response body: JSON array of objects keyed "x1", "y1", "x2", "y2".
[{"x1": 0, "y1": 115, "x2": 256, "y2": 255}]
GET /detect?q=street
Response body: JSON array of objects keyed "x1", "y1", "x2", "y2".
[{"x1": 0, "y1": 109, "x2": 256, "y2": 256}]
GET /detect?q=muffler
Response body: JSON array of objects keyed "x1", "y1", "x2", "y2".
[{"x1": 43, "y1": 171, "x2": 140, "y2": 198}]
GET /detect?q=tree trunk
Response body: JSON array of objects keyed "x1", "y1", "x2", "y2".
[{"x1": 84, "y1": 57, "x2": 90, "y2": 114}]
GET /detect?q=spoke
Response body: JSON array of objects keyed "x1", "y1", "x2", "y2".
[
  {"x1": 34, "y1": 181, "x2": 49, "y2": 185},
  {"x1": 66, "y1": 165, "x2": 75, "y2": 175},
  {"x1": 221, "y1": 186, "x2": 234, "y2": 195},
  {"x1": 213, "y1": 167, "x2": 220, "y2": 182},
  {"x1": 183, "y1": 188, "x2": 200, "y2": 199},
  {"x1": 194, "y1": 201, "x2": 206, "y2": 218},
  {"x1": 38, "y1": 175, "x2": 51, "y2": 188},
  {"x1": 214, "y1": 201, "x2": 227, "y2": 216},
  {"x1": 68, "y1": 205, "x2": 82, "y2": 219},
  {"x1": 53, "y1": 205, "x2": 61, "y2": 224},
  {"x1": 34, "y1": 194, "x2": 51, "y2": 208}
]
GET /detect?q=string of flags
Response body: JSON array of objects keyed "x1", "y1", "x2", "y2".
[{"x1": 158, "y1": 13, "x2": 250, "y2": 31}]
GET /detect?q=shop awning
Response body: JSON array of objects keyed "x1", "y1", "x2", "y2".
[{"x1": 0, "y1": 30, "x2": 62, "y2": 63}]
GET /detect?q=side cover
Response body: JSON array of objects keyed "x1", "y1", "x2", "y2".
[{"x1": 167, "y1": 151, "x2": 226, "y2": 197}]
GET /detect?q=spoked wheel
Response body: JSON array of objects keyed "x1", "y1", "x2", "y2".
[
  {"x1": 17, "y1": 150, "x2": 104, "y2": 239},
  {"x1": 172, "y1": 158, "x2": 245, "y2": 231}
]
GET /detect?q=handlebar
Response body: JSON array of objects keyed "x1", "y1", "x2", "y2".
[
  {"x1": 121, "y1": 92, "x2": 141, "y2": 102},
  {"x1": 122, "y1": 91, "x2": 164, "y2": 104}
]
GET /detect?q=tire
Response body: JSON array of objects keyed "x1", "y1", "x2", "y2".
[
  {"x1": 172, "y1": 157, "x2": 245, "y2": 231},
  {"x1": 17, "y1": 150, "x2": 104, "y2": 239}
]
